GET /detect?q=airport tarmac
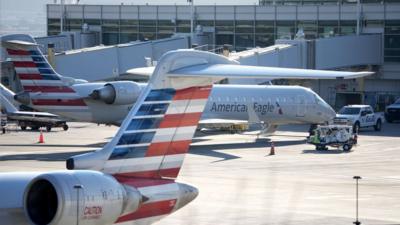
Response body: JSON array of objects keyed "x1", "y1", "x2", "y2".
[{"x1": 0, "y1": 122, "x2": 400, "y2": 225}]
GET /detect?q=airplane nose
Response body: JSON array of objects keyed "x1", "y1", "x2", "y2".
[
  {"x1": 326, "y1": 105, "x2": 336, "y2": 120},
  {"x1": 175, "y1": 183, "x2": 199, "y2": 210}
]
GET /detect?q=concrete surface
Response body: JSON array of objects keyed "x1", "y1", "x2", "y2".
[{"x1": 0, "y1": 122, "x2": 399, "y2": 225}]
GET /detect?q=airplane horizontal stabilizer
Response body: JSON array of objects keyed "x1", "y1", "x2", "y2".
[{"x1": 168, "y1": 64, "x2": 374, "y2": 80}]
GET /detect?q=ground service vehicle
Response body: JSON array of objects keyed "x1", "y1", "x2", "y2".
[
  {"x1": 385, "y1": 98, "x2": 400, "y2": 123},
  {"x1": 1, "y1": 94, "x2": 68, "y2": 132},
  {"x1": 307, "y1": 125, "x2": 357, "y2": 151},
  {"x1": 335, "y1": 105, "x2": 383, "y2": 133}
]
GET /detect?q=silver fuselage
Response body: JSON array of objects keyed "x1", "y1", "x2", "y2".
[{"x1": 26, "y1": 83, "x2": 335, "y2": 126}]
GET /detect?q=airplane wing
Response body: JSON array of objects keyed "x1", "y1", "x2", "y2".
[
  {"x1": 168, "y1": 64, "x2": 374, "y2": 80},
  {"x1": 128, "y1": 64, "x2": 373, "y2": 80}
]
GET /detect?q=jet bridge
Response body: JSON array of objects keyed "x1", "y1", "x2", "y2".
[{"x1": 230, "y1": 34, "x2": 382, "y2": 70}]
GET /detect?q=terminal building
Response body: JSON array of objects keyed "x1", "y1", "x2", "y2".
[{"x1": 2, "y1": 1, "x2": 400, "y2": 111}]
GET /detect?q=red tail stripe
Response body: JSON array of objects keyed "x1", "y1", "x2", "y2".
[
  {"x1": 32, "y1": 99, "x2": 86, "y2": 106},
  {"x1": 23, "y1": 86, "x2": 75, "y2": 93},
  {"x1": 18, "y1": 74, "x2": 42, "y2": 80},
  {"x1": 13, "y1": 61, "x2": 36, "y2": 67},
  {"x1": 114, "y1": 177, "x2": 174, "y2": 188},
  {"x1": 159, "y1": 112, "x2": 202, "y2": 128},
  {"x1": 172, "y1": 85, "x2": 212, "y2": 100},
  {"x1": 6, "y1": 49, "x2": 30, "y2": 55},
  {"x1": 145, "y1": 140, "x2": 192, "y2": 157},
  {"x1": 114, "y1": 168, "x2": 180, "y2": 179},
  {"x1": 115, "y1": 199, "x2": 177, "y2": 223}
]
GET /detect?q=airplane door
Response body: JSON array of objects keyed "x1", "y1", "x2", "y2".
[{"x1": 296, "y1": 95, "x2": 306, "y2": 117}]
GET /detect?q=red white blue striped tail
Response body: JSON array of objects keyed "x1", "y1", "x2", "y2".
[
  {"x1": 106, "y1": 85, "x2": 212, "y2": 179},
  {"x1": 1, "y1": 34, "x2": 86, "y2": 108},
  {"x1": 68, "y1": 49, "x2": 239, "y2": 180}
]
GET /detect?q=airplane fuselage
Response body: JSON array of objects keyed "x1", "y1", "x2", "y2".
[{"x1": 25, "y1": 83, "x2": 335, "y2": 126}]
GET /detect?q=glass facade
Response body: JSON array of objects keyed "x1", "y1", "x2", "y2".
[
  {"x1": 385, "y1": 20, "x2": 400, "y2": 62},
  {"x1": 47, "y1": 4, "x2": 400, "y2": 63},
  {"x1": 102, "y1": 19, "x2": 119, "y2": 45},
  {"x1": 259, "y1": 0, "x2": 400, "y2": 4}
]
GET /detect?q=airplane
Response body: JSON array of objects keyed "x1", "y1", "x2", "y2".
[
  {"x1": 0, "y1": 49, "x2": 372, "y2": 225},
  {"x1": 0, "y1": 93, "x2": 69, "y2": 131},
  {"x1": 1, "y1": 34, "x2": 371, "y2": 132}
]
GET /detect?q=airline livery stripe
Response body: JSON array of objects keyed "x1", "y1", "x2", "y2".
[
  {"x1": 15, "y1": 67, "x2": 40, "y2": 74},
  {"x1": 113, "y1": 177, "x2": 174, "y2": 188},
  {"x1": 115, "y1": 143, "x2": 150, "y2": 149},
  {"x1": 6, "y1": 49, "x2": 30, "y2": 55},
  {"x1": 20, "y1": 80, "x2": 64, "y2": 86},
  {"x1": 113, "y1": 168, "x2": 181, "y2": 180},
  {"x1": 165, "y1": 99, "x2": 208, "y2": 115},
  {"x1": 13, "y1": 61, "x2": 36, "y2": 67},
  {"x1": 18, "y1": 74, "x2": 42, "y2": 80},
  {"x1": 115, "y1": 199, "x2": 177, "y2": 223},
  {"x1": 29, "y1": 93, "x2": 81, "y2": 99},
  {"x1": 23, "y1": 86, "x2": 75, "y2": 93},
  {"x1": 105, "y1": 154, "x2": 185, "y2": 171},
  {"x1": 9, "y1": 56, "x2": 33, "y2": 62},
  {"x1": 32, "y1": 99, "x2": 86, "y2": 106},
  {"x1": 159, "y1": 112, "x2": 202, "y2": 128},
  {"x1": 152, "y1": 126, "x2": 197, "y2": 143},
  {"x1": 172, "y1": 86, "x2": 212, "y2": 100},
  {"x1": 146, "y1": 140, "x2": 192, "y2": 157}
]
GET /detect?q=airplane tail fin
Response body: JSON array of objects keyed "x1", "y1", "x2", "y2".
[
  {"x1": 68, "y1": 50, "x2": 238, "y2": 179},
  {"x1": 1, "y1": 34, "x2": 78, "y2": 94}
]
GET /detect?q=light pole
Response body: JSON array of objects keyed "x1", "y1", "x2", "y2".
[
  {"x1": 74, "y1": 184, "x2": 84, "y2": 225},
  {"x1": 353, "y1": 176, "x2": 362, "y2": 225},
  {"x1": 356, "y1": 0, "x2": 361, "y2": 35},
  {"x1": 60, "y1": 0, "x2": 64, "y2": 33},
  {"x1": 188, "y1": 0, "x2": 194, "y2": 42}
]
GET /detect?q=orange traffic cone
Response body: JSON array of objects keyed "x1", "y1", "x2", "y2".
[
  {"x1": 38, "y1": 130, "x2": 44, "y2": 143},
  {"x1": 269, "y1": 141, "x2": 275, "y2": 155}
]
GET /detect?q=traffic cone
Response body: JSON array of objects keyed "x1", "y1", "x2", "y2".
[
  {"x1": 38, "y1": 130, "x2": 44, "y2": 143},
  {"x1": 269, "y1": 141, "x2": 275, "y2": 155}
]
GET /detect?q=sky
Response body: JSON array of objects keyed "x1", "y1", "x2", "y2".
[{"x1": 0, "y1": 0, "x2": 258, "y2": 37}]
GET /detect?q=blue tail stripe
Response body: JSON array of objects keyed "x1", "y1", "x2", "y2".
[
  {"x1": 126, "y1": 118, "x2": 163, "y2": 131},
  {"x1": 117, "y1": 132, "x2": 156, "y2": 146},
  {"x1": 35, "y1": 63, "x2": 51, "y2": 68},
  {"x1": 109, "y1": 146, "x2": 148, "y2": 160},
  {"x1": 38, "y1": 68, "x2": 55, "y2": 75},
  {"x1": 31, "y1": 56, "x2": 45, "y2": 62},
  {"x1": 29, "y1": 50, "x2": 41, "y2": 56},
  {"x1": 136, "y1": 103, "x2": 169, "y2": 116},
  {"x1": 145, "y1": 89, "x2": 176, "y2": 102},
  {"x1": 41, "y1": 74, "x2": 61, "y2": 80}
]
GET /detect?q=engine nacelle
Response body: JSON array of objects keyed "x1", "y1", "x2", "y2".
[
  {"x1": 90, "y1": 81, "x2": 141, "y2": 105},
  {"x1": 23, "y1": 170, "x2": 142, "y2": 225}
]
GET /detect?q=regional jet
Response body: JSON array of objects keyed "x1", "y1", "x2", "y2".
[
  {"x1": 0, "y1": 49, "x2": 371, "y2": 225},
  {"x1": 1, "y1": 34, "x2": 372, "y2": 132}
]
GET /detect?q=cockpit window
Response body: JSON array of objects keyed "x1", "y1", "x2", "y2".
[
  {"x1": 338, "y1": 107, "x2": 360, "y2": 115},
  {"x1": 395, "y1": 98, "x2": 400, "y2": 104}
]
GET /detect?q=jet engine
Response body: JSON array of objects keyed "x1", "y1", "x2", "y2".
[
  {"x1": 23, "y1": 171, "x2": 143, "y2": 225},
  {"x1": 89, "y1": 81, "x2": 142, "y2": 105}
]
